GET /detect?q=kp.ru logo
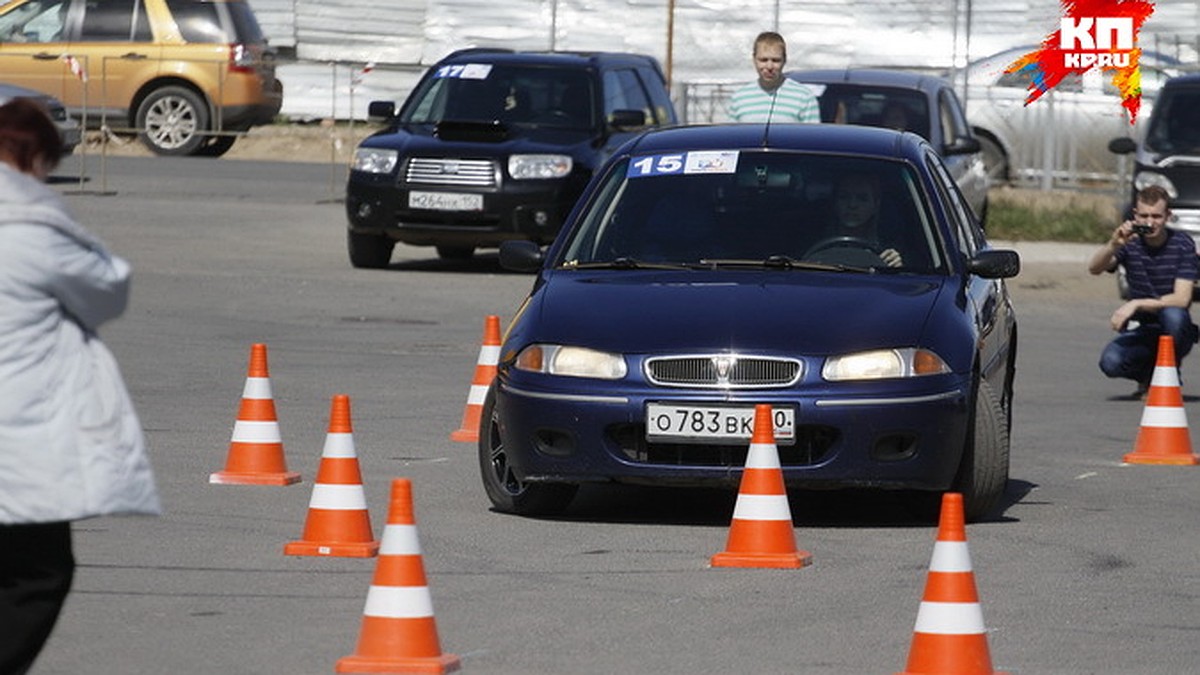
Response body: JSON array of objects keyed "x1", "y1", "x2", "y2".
[{"x1": 1006, "y1": 0, "x2": 1155, "y2": 123}]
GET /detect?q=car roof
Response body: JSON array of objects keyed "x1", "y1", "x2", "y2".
[
  {"x1": 438, "y1": 48, "x2": 660, "y2": 69},
  {"x1": 623, "y1": 123, "x2": 926, "y2": 161},
  {"x1": 1162, "y1": 73, "x2": 1200, "y2": 89},
  {"x1": 787, "y1": 68, "x2": 952, "y2": 95}
]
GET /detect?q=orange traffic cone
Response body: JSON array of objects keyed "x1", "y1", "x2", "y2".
[
  {"x1": 449, "y1": 315, "x2": 501, "y2": 443},
  {"x1": 711, "y1": 404, "x2": 811, "y2": 569},
  {"x1": 210, "y1": 343, "x2": 301, "y2": 486},
  {"x1": 1124, "y1": 335, "x2": 1199, "y2": 465},
  {"x1": 285, "y1": 395, "x2": 379, "y2": 557},
  {"x1": 897, "y1": 492, "x2": 1007, "y2": 675},
  {"x1": 336, "y1": 478, "x2": 461, "y2": 674}
]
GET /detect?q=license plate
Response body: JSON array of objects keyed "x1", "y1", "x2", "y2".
[
  {"x1": 645, "y1": 403, "x2": 795, "y2": 445},
  {"x1": 408, "y1": 190, "x2": 483, "y2": 211}
]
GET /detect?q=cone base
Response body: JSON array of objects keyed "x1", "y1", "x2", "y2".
[
  {"x1": 284, "y1": 539, "x2": 380, "y2": 558},
  {"x1": 897, "y1": 671, "x2": 1008, "y2": 675},
  {"x1": 209, "y1": 470, "x2": 301, "y2": 485},
  {"x1": 336, "y1": 652, "x2": 461, "y2": 674},
  {"x1": 711, "y1": 549, "x2": 812, "y2": 569},
  {"x1": 1122, "y1": 451, "x2": 1199, "y2": 465},
  {"x1": 448, "y1": 428, "x2": 478, "y2": 443}
]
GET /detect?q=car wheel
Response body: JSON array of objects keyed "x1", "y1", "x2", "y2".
[
  {"x1": 136, "y1": 86, "x2": 210, "y2": 156},
  {"x1": 347, "y1": 230, "x2": 394, "y2": 268},
  {"x1": 954, "y1": 379, "x2": 1010, "y2": 521},
  {"x1": 436, "y1": 245, "x2": 475, "y2": 260},
  {"x1": 977, "y1": 134, "x2": 1009, "y2": 184},
  {"x1": 478, "y1": 385, "x2": 578, "y2": 515}
]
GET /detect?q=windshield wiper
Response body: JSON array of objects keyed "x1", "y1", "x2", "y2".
[
  {"x1": 698, "y1": 257, "x2": 872, "y2": 273},
  {"x1": 561, "y1": 257, "x2": 699, "y2": 270}
]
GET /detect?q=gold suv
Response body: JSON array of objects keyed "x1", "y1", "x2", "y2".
[{"x1": 0, "y1": 0, "x2": 283, "y2": 156}]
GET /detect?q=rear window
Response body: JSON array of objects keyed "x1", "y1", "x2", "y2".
[
  {"x1": 165, "y1": 0, "x2": 264, "y2": 43},
  {"x1": 799, "y1": 83, "x2": 932, "y2": 141}
]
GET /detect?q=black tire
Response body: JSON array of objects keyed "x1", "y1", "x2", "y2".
[
  {"x1": 436, "y1": 245, "x2": 475, "y2": 260},
  {"x1": 478, "y1": 385, "x2": 578, "y2": 515},
  {"x1": 955, "y1": 379, "x2": 1010, "y2": 521},
  {"x1": 136, "y1": 86, "x2": 210, "y2": 156},
  {"x1": 347, "y1": 230, "x2": 394, "y2": 268},
  {"x1": 194, "y1": 134, "x2": 238, "y2": 157}
]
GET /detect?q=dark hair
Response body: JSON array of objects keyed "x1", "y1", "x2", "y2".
[
  {"x1": 1136, "y1": 185, "x2": 1171, "y2": 209},
  {"x1": 0, "y1": 97, "x2": 64, "y2": 173}
]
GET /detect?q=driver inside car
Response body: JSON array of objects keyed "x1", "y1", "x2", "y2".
[{"x1": 826, "y1": 171, "x2": 904, "y2": 267}]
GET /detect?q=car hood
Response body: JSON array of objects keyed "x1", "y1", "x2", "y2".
[
  {"x1": 363, "y1": 122, "x2": 597, "y2": 158},
  {"x1": 519, "y1": 270, "x2": 948, "y2": 356}
]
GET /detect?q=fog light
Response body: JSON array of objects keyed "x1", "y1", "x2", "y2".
[
  {"x1": 356, "y1": 203, "x2": 373, "y2": 218},
  {"x1": 534, "y1": 210, "x2": 549, "y2": 227}
]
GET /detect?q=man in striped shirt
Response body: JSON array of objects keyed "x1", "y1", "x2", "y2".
[
  {"x1": 728, "y1": 31, "x2": 820, "y2": 124},
  {"x1": 1088, "y1": 185, "x2": 1199, "y2": 397}
]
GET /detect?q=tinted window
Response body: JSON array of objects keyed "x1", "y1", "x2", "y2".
[
  {"x1": 165, "y1": 0, "x2": 227, "y2": 42},
  {"x1": 803, "y1": 83, "x2": 932, "y2": 141},
  {"x1": 1145, "y1": 86, "x2": 1200, "y2": 155},
  {"x1": 80, "y1": 0, "x2": 150, "y2": 42},
  {"x1": 602, "y1": 69, "x2": 651, "y2": 121},
  {"x1": 402, "y1": 64, "x2": 595, "y2": 130},
  {"x1": 638, "y1": 66, "x2": 673, "y2": 124},
  {"x1": 561, "y1": 152, "x2": 942, "y2": 273}
]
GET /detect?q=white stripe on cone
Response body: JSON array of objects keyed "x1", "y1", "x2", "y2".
[
  {"x1": 362, "y1": 586, "x2": 435, "y2": 619},
  {"x1": 1150, "y1": 364, "x2": 1180, "y2": 387},
  {"x1": 912, "y1": 601, "x2": 987, "y2": 634},
  {"x1": 928, "y1": 541, "x2": 973, "y2": 572},
  {"x1": 478, "y1": 345, "x2": 501, "y2": 363},
  {"x1": 231, "y1": 420, "x2": 282, "y2": 442},
  {"x1": 322, "y1": 433, "x2": 356, "y2": 458},
  {"x1": 1139, "y1": 406, "x2": 1189, "y2": 427},
  {"x1": 466, "y1": 384, "x2": 489, "y2": 405},
  {"x1": 242, "y1": 376, "x2": 272, "y2": 398},
  {"x1": 745, "y1": 442, "x2": 782, "y2": 469},
  {"x1": 731, "y1": 493, "x2": 792, "y2": 521},
  {"x1": 379, "y1": 524, "x2": 422, "y2": 555},
  {"x1": 308, "y1": 483, "x2": 368, "y2": 510}
]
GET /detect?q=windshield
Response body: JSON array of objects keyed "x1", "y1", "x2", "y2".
[
  {"x1": 1146, "y1": 86, "x2": 1200, "y2": 155},
  {"x1": 559, "y1": 151, "x2": 944, "y2": 273},
  {"x1": 401, "y1": 63, "x2": 596, "y2": 130}
]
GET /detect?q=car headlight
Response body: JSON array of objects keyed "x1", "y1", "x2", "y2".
[
  {"x1": 1133, "y1": 171, "x2": 1177, "y2": 199},
  {"x1": 514, "y1": 344, "x2": 627, "y2": 379},
  {"x1": 508, "y1": 154, "x2": 572, "y2": 180},
  {"x1": 353, "y1": 148, "x2": 399, "y2": 174},
  {"x1": 822, "y1": 348, "x2": 950, "y2": 381}
]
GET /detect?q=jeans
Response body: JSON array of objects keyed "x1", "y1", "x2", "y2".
[{"x1": 1099, "y1": 307, "x2": 1199, "y2": 384}]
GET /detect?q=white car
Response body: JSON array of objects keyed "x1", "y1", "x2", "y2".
[
  {"x1": 0, "y1": 81, "x2": 81, "y2": 156},
  {"x1": 959, "y1": 45, "x2": 1182, "y2": 184}
]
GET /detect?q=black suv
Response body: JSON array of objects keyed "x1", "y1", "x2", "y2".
[
  {"x1": 1110, "y1": 74, "x2": 1200, "y2": 244},
  {"x1": 344, "y1": 48, "x2": 678, "y2": 266}
]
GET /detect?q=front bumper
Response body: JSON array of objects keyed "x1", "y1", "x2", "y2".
[
  {"x1": 493, "y1": 374, "x2": 972, "y2": 491},
  {"x1": 346, "y1": 172, "x2": 586, "y2": 248}
]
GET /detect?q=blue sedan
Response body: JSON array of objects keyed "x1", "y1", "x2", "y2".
[{"x1": 482, "y1": 123, "x2": 1019, "y2": 521}]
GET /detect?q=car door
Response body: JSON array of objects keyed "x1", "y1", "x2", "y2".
[
  {"x1": 0, "y1": 0, "x2": 71, "y2": 102},
  {"x1": 935, "y1": 86, "x2": 989, "y2": 221},
  {"x1": 67, "y1": 0, "x2": 160, "y2": 122}
]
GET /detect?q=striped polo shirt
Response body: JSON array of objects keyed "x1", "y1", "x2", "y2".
[
  {"x1": 1115, "y1": 228, "x2": 1199, "y2": 301},
  {"x1": 729, "y1": 79, "x2": 820, "y2": 124}
]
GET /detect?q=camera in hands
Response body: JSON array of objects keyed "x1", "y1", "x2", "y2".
[{"x1": 1132, "y1": 223, "x2": 1153, "y2": 235}]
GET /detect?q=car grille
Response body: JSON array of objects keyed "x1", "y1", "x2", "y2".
[
  {"x1": 644, "y1": 355, "x2": 802, "y2": 388},
  {"x1": 610, "y1": 424, "x2": 837, "y2": 467},
  {"x1": 405, "y1": 158, "x2": 496, "y2": 188}
]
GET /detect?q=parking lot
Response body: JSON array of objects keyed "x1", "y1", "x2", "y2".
[{"x1": 28, "y1": 154, "x2": 1199, "y2": 674}]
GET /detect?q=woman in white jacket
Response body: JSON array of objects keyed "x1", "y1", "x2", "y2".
[{"x1": 0, "y1": 98, "x2": 160, "y2": 674}]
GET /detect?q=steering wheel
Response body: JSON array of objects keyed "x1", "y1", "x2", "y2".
[{"x1": 802, "y1": 235, "x2": 882, "y2": 258}]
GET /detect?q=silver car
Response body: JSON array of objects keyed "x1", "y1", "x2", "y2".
[
  {"x1": 0, "y1": 81, "x2": 82, "y2": 156},
  {"x1": 959, "y1": 45, "x2": 1182, "y2": 185}
]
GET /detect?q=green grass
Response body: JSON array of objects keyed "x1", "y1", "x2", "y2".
[{"x1": 985, "y1": 187, "x2": 1119, "y2": 243}]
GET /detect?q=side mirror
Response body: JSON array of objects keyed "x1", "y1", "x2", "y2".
[
  {"x1": 944, "y1": 136, "x2": 982, "y2": 156},
  {"x1": 367, "y1": 100, "x2": 396, "y2": 121},
  {"x1": 1108, "y1": 137, "x2": 1137, "y2": 154},
  {"x1": 609, "y1": 109, "x2": 647, "y2": 130},
  {"x1": 499, "y1": 240, "x2": 544, "y2": 272},
  {"x1": 967, "y1": 249, "x2": 1020, "y2": 279}
]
